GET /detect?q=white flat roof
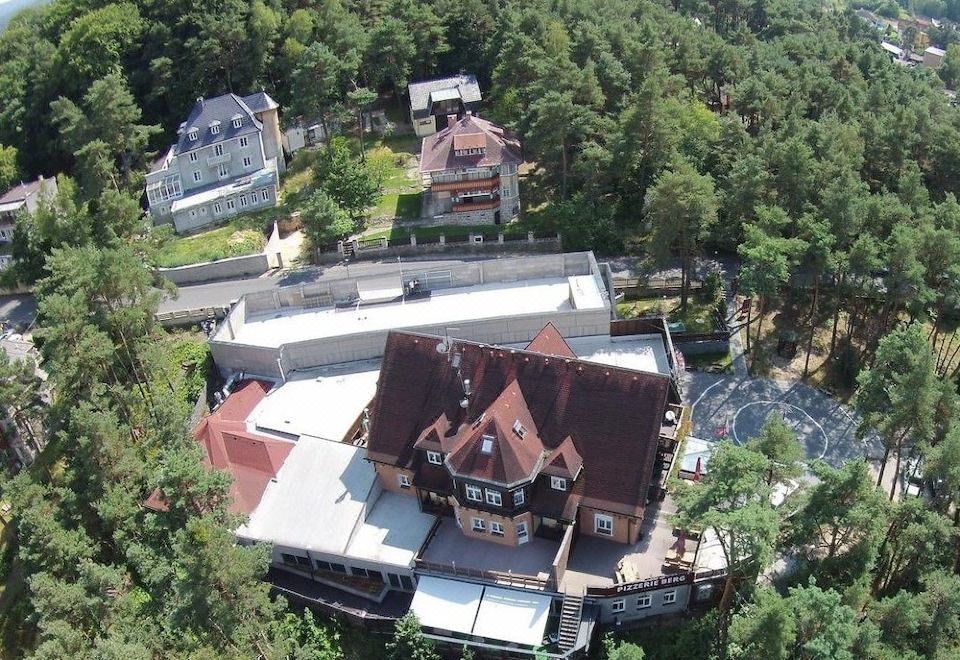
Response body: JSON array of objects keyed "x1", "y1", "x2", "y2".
[
  {"x1": 346, "y1": 491, "x2": 437, "y2": 565},
  {"x1": 411, "y1": 577, "x2": 552, "y2": 647},
  {"x1": 563, "y1": 334, "x2": 671, "y2": 375},
  {"x1": 247, "y1": 363, "x2": 380, "y2": 441},
  {"x1": 472, "y1": 586, "x2": 552, "y2": 647},
  {"x1": 410, "y1": 576, "x2": 483, "y2": 636},
  {"x1": 237, "y1": 439, "x2": 433, "y2": 566},
  {"x1": 232, "y1": 276, "x2": 606, "y2": 348}
]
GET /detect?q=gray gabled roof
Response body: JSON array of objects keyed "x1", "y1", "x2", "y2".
[
  {"x1": 175, "y1": 93, "x2": 264, "y2": 155},
  {"x1": 242, "y1": 91, "x2": 279, "y2": 114},
  {"x1": 408, "y1": 74, "x2": 482, "y2": 113}
]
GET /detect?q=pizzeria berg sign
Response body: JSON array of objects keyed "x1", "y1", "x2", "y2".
[{"x1": 587, "y1": 572, "x2": 695, "y2": 597}]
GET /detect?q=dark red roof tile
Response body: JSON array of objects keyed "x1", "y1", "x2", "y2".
[{"x1": 366, "y1": 329, "x2": 676, "y2": 518}]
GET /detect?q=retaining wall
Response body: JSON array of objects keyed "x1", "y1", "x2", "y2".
[
  {"x1": 210, "y1": 252, "x2": 609, "y2": 378},
  {"x1": 157, "y1": 253, "x2": 270, "y2": 286},
  {"x1": 316, "y1": 236, "x2": 561, "y2": 265}
]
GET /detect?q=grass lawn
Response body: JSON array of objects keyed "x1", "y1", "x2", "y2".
[
  {"x1": 618, "y1": 294, "x2": 721, "y2": 334},
  {"x1": 156, "y1": 223, "x2": 266, "y2": 268},
  {"x1": 373, "y1": 192, "x2": 422, "y2": 220},
  {"x1": 367, "y1": 137, "x2": 422, "y2": 221}
]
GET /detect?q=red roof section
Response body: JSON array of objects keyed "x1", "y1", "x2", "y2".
[
  {"x1": 366, "y1": 329, "x2": 676, "y2": 518},
  {"x1": 526, "y1": 322, "x2": 577, "y2": 358},
  {"x1": 420, "y1": 115, "x2": 522, "y2": 174},
  {"x1": 445, "y1": 379, "x2": 546, "y2": 485},
  {"x1": 145, "y1": 379, "x2": 294, "y2": 515}
]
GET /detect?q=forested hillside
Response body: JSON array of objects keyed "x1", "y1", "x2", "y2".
[{"x1": 1, "y1": 0, "x2": 960, "y2": 658}]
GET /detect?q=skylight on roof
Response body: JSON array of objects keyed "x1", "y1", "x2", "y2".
[{"x1": 480, "y1": 435, "x2": 494, "y2": 454}]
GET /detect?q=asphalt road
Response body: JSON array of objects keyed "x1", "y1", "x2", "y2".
[
  {"x1": 0, "y1": 294, "x2": 37, "y2": 329},
  {"x1": 157, "y1": 255, "x2": 520, "y2": 313}
]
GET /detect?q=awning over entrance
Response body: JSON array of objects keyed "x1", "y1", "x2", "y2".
[{"x1": 410, "y1": 576, "x2": 552, "y2": 648}]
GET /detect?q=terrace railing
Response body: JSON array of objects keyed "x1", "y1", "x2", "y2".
[{"x1": 414, "y1": 559, "x2": 552, "y2": 591}]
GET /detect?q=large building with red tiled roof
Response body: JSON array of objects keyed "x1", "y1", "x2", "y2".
[
  {"x1": 366, "y1": 324, "x2": 682, "y2": 549},
  {"x1": 419, "y1": 114, "x2": 522, "y2": 225}
]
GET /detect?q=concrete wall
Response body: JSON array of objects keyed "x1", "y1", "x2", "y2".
[
  {"x1": 210, "y1": 252, "x2": 610, "y2": 378},
  {"x1": 596, "y1": 584, "x2": 692, "y2": 624},
  {"x1": 158, "y1": 252, "x2": 269, "y2": 285},
  {"x1": 316, "y1": 236, "x2": 562, "y2": 264}
]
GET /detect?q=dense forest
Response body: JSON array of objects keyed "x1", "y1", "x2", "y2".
[{"x1": 1, "y1": 0, "x2": 960, "y2": 658}]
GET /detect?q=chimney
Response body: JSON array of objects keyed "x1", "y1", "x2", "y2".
[
  {"x1": 447, "y1": 114, "x2": 458, "y2": 129},
  {"x1": 197, "y1": 96, "x2": 204, "y2": 107}
]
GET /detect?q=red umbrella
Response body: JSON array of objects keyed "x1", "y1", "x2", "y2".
[{"x1": 693, "y1": 456, "x2": 703, "y2": 482}]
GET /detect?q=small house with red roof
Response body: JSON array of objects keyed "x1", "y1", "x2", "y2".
[{"x1": 419, "y1": 114, "x2": 522, "y2": 225}]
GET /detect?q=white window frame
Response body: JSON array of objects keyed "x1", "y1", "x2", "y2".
[
  {"x1": 472, "y1": 517, "x2": 485, "y2": 532},
  {"x1": 260, "y1": 188, "x2": 269, "y2": 201},
  {"x1": 485, "y1": 489, "x2": 502, "y2": 506},
  {"x1": 550, "y1": 476, "x2": 567, "y2": 491},
  {"x1": 239, "y1": 194, "x2": 248, "y2": 207},
  {"x1": 612, "y1": 599, "x2": 625, "y2": 613},
  {"x1": 214, "y1": 202, "x2": 223, "y2": 215},
  {"x1": 243, "y1": 156, "x2": 252, "y2": 168},
  {"x1": 637, "y1": 594, "x2": 652, "y2": 609},
  {"x1": 398, "y1": 474, "x2": 411, "y2": 489},
  {"x1": 490, "y1": 521, "x2": 504, "y2": 536},
  {"x1": 239, "y1": 136, "x2": 249, "y2": 148},
  {"x1": 188, "y1": 129, "x2": 198, "y2": 141},
  {"x1": 189, "y1": 152, "x2": 198, "y2": 163},
  {"x1": 595, "y1": 513, "x2": 613, "y2": 536},
  {"x1": 513, "y1": 489, "x2": 525, "y2": 506},
  {"x1": 214, "y1": 143, "x2": 224, "y2": 156},
  {"x1": 426, "y1": 451, "x2": 442, "y2": 465},
  {"x1": 465, "y1": 484, "x2": 482, "y2": 502},
  {"x1": 218, "y1": 163, "x2": 229, "y2": 179},
  {"x1": 210, "y1": 123, "x2": 220, "y2": 135},
  {"x1": 192, "y1": 171, "x2": 202, "y2": 183},
  {"x1": 226, "y1": 199, "x2": 235, "y2": 211},
  {"x1": 516, "y1": 521, "x2": 529, "y2": 544},
  {"x1": 232, "y1": 116, "x2": 243, "y2": 129},
  {"x1": 662, "y1": 590, "x2": 677, "y2": 605}
]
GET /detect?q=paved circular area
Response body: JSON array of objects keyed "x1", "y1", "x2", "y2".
[
  {"x1": 684, "y1": 372, "x2": 882, "y2": 467},
  {"x1": 731, "y1": 400, "x2": 828, "y2": 460}
]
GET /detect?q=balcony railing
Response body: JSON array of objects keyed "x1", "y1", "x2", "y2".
[
  {"x1": 452, "y1": 198, "x2": 501, "y2": 212},
  {"x1": 431, "y1": 169, "x2": 498, "y2": 184},
  {"x1": 429, "y1": 175, "x2": 499, "y2": 193},
  {"x1": 207, "y1": 153, "x2": 232, "y2": 167}
]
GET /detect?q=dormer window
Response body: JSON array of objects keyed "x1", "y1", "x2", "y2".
[
  {"x1": 426, "y1": 450, "x2": 442, "y2": 465},
  {"x1": 485, "y1": 489, "x2": 502, "y2": 506},
  {"x1": 512, "y1": 420, "x2": 527, "y2": 438},
  {"x1": 513, "y1": 489, "x2": 525, "y2": 506},
  {"x1": 480, "y1": 434, "x2": 494, "y2": 454},
  {"x1": 188, "y1": 128, "x2": 199, "y2": 141},
  {"x1": 550, "y1": 476, "x2": 567, "y2": 491},
  {"x1": 232, "y1": 115, "x2": 243, "y2": 129},
  {"x1": 209, "y1": 121, "x2": 221, "y2": 135}
]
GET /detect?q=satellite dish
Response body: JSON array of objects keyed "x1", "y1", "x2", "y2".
[{"x1": 436, "y1": 342, "x2": 448, "y2": 354}]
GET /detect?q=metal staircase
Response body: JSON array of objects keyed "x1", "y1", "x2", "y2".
[{"x1": 558, "y1": 589, "x2": 585, "y2": 652}]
